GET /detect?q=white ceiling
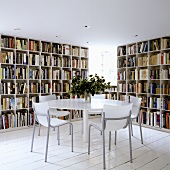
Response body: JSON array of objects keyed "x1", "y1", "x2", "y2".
[{"x1": 1, "y1": 0, "x2": 170, "y2": 49}]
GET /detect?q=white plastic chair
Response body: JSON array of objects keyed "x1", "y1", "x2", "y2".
[
  {"x1": 88, "y1": 103, "x2": 133, "y2": 169},
  {"x1": 81, "y1": 94, "x2": 105, "y2": 134},
  {"x1": 38, "y1": 95, "x2": 71, "y2": 136},
  {"x1": 129, "y1": 96, "x2": 143, "y2": 144},
  {"x1": 30, "y1": 101, "x2": 73, "y2": 162}
]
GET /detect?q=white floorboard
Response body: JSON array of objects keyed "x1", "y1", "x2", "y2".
[{"x1": 0, "y1": 118, "x2": 170, "y2": 170}]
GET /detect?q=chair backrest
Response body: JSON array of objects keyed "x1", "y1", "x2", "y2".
[
  {"x1": 91, "y1": 94, "x2": 105, "y2": 99},
  {"x1": 130, "y1": 96, "x2": 142, "y2": 118},
  {"x1": 39, "y1": 94, "x2": 56, "y2": 103},
  {"x1": 32, "y1": 101, "x2": 49, "y2": 127},
  {"x1": 103, "y1": 103, "x2": 133, "y2": 131},
  {"x1": 125, "y1": 95, "x2": 130, "y2": 103}
]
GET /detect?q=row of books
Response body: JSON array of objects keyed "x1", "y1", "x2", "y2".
[
  {"x1": 81, "y1": 59, "x2": 88, "y2": 69},
  {"x1": 1, "y1": 97, "x2": 28, "y2": 110},
  {"x1": 105, "y1": 93, "x2": 117, "y2": 100},
  {"x1": 0, "y1": 67, "x2": 28, "y2": 79},
  {"x1": 127, "y1": 56, "x2": 136, "y2": 67},
  {"x1": 1, "y1": 54, "x2": 88, "y2": 68},
  {"x1": 118, "y1": 52, "x2": 170, "y2": 68},
  {"x1": 29, "y1": 69, "x2": 40, "y2": 79},
  {"x1": 52, "y1": 83, "x2": 61, "y2": 93},
  {"x1": 63, "y1": 57, "x2": 71, "y2": 67},
  {"x1": 72, "y1": 59, "x2": 80, "y2": 68},
  {"x1": 118, "y1": 83, "x2": 126, "y2": 93},
  {"x1": 41, "y1": 42, "x2": 51, "y2": 53},
  {"x1": 41, "y1": 55, "x2": 51, "y2": 66},
  {"x1": 148, "y1": 97, "x2": 170, "y2": 110},
  {"x1": 0, "y1": 82, "x2": 27, "y2": 95},
  {"x1": 52, "y1": 43, "x2": 62, "y2": 54},
  {"x1": 117, "y1": 58, "x2": 126, "y2": 68},
  {"x1": 139, "y1": 110, "x2": 170, "y2": 129},
  {"x1": 16, "y1": 67, "x2": 28, "y2": 79},
  {"x1": 127, "y1": 83, "x2": 137, "y2": 93},
  {"x1": 119, "y1": 82, "x2": 170, "y2": 94},
  {"x1": 29, "y1": 40, "x2": 40, "y2": 51},
  {"x1": 1, "y1": 51, "x2": 14, "y2": 64},
  {"x1": 1, "y1": 37, "x2": 15, "y2": 48},
  {"x1": 1, "y1": 37, "x2": 88, "y2": 57},
  {"x1": 41, "y1": 83, "x2": 51, "y2": 94},
  {"x1": 29, "y1": 54, "x2": 40, "y2": 66},
  {"x1": 0, "y1": 111, "x2": 34, "y2": 129},
  {"x1": 41, "y1": 68, "x2": 51, "y2": 79},
  {"x1": 138, "y1": 55, "x2": 148, "y2": 67},
  {"x1": 0, "y1": 66, "x2": 15, "y2": 79},
  {"x1": 52, "y1": 70, "x2": 60, "y2": 80},
  {"x1": 15, "y1": 53, "x2": 28, "y2": 65},
  {"x1": 16, "y1": 39, "x2": 28, "y2": 50},
  {"x1": 51, "y1": 55, "x2": 62, "y2": 67},
  {"x1": 62, "y1": 70, "x2": 71, "y2": 80},
  {"x1": 118, "y1": 69, "x2": 170, "y2": 80},
  {"x1": 127, "y1": 70, "x2": 136, "y2": 80},
  {"x1": 117, "y1": 71, "x2": 126, "y2": 80}
]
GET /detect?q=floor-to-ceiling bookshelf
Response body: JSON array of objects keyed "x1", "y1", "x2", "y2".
[
  {"x1": 0, "y1": 34, "x2": 88, "y2": 130},
  {"x1": 117, "y1": 36, "x2": 170, "y2": 132}
]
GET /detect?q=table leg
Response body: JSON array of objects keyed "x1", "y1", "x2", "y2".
[{"x1": 83, "y1": 110, "x2": 89, "y2": 142}]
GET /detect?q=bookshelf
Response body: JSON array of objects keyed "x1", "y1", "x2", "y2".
[
  {"x1": 0, "y1": 34, "x2": 89, "y2": 130},
  {"x1": 117, "y1": 36, "x2": 170, "y2": 132}
]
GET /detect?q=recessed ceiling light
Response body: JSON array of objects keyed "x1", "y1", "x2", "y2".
[
  {"x1": 14, "y1": 28, "x2": 21, "y2": 31},
  {"x1": 86, "y1": 41, "x2": 91, "y2": 44},
  {"x1": 134, "y1": 34, "x2": 138, "y2": 37},
  {"x1": 56, "y1": 35, "x2": 61, "y2": 38},
  {"x1": 84, "y1": 25, "x2": 90, "y2": 28}
]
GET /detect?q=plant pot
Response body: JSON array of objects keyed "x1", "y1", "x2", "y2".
[{"x1": 84, "y1": 93, "x2": 91, "y2": 103}]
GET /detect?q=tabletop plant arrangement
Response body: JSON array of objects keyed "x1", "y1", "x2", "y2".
[{"x1": 70, "y1": 73, "x2": 111, "y2": 102}]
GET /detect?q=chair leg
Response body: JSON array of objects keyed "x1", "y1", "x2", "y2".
[
  {"x1": 70, "y1": 123, "x2": 73, "y2": 152},
  {"x1": 109, "y1": 131, "x2": 111, "y2": 150},
  {"x1": 88, "y1": 125, "x2": 92, "y2": 154},
  {"x1": 69, "y1": 113, "x2": 71, "y2": 135},
  {"x1": 45, "y1": 118, "x2": 50, "y2": 162},
  {"x1": 102, "y1": 128, "x2": 106, "y2": 169},
  {"x1": 131, "y1": 120, "x2": 133, "y2": 136},
  {"x1": 53, "y1": 127, "x2": 55, "y2": 131},
  {"x1": 57, "y1": 126, "x2": 60, "y2": 145},
  {"x1": 138, "y1": 115, "x2": 143, "y2": 144},
  {"x1": 128, "y1": 122, "x2": 133, "y2": 163},
  {"x1": 31, "y1": 116, "x2": 36, "y2": 152},
  {"x1": 38, "y1": 123, "x2": 41, "y2": 136},
  {"x1": 114, "y1": 131, "x2": 117, "y2": 145}
]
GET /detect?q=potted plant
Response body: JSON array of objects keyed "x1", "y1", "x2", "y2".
[{"x1": 70, "y1": 74, "x2": 111, "y2": 102}]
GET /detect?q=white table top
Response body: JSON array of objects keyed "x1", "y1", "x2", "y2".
[{"x1": 49, "y1": 98, "x2": 129, "y2": 110}]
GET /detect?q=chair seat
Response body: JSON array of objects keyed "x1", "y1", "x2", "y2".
[
  {"x1": 49, "y1": 108, "x2": 70, "y2": 117},
  {"x1": 131, "y1": 114, "x2": 137, "y2": 119},
  {"x1": 50, "y1": 118, "x2": 68, "y2": 127},
  {"x1": 89, "y1": 121, "x2": 125, "y2": 132}
]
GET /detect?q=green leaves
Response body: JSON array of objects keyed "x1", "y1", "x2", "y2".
[{"x1": 70, "y1": 74, "x2": 111, "y2": 96}]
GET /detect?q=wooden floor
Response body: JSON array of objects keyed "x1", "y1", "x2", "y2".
[{"x1": 0, "y1": 118, "x2": 170, "y2": 170}]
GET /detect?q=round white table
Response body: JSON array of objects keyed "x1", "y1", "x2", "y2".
[{"x1": 49, "y1": 98, "x2": 128, "y2": 142}]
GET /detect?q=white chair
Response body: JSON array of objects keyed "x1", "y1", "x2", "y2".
[
  {"x1": 129, "y1": 96, "x2": 143, "y2": 144},
  {"x1": 81, "y1": 94, "x2": 105, "y2": 134},
  {"x1": 30, "y1": 101, "x2": 73, "y2": 162},
  {"x1": 38, "y1": 95, "x2": 71, "y2": 136},
  {"x1": 88, "y1": 103, "x2": 133, "y2": 169}
]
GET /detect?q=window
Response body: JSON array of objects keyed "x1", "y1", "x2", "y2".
[{"x1": 89, "y1": 47, "x2": 117, "y2": 85}]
